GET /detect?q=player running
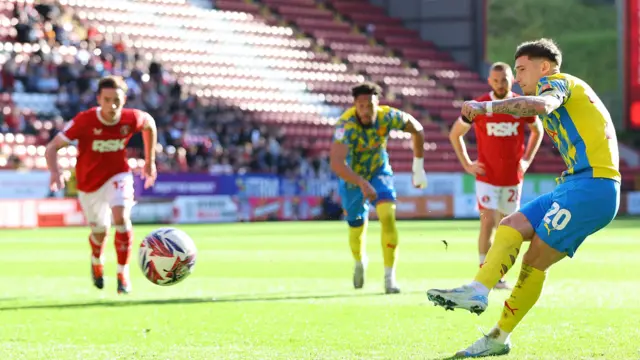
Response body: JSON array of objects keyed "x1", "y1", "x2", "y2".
[
  {"x1": 427, "y1": 38, "x2": 620, "y2": 357},
  {"x1": 330, "y1": 82, "x2": 427, "y2": 294},
  {"x1": 45, "y1": 76, "x2": 158, "y2": 295},
  {"x1": 449, "y1": 62, "x2": 543, "y2": 290}
]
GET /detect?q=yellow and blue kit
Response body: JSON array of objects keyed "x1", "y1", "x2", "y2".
[
  {"x1": 520, "y1": 73, "x2": 620, "y2": 256},
  {"x1": 332, "y1": 106, "x2": 409, "y2": 227}
]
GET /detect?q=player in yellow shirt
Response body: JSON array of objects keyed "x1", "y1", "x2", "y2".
[
  {"x1": 427, "y1": 38, "x2": 620, "y2": 357},
  {"x1": 330, "y1": 82, "x2": 427, "y2": 294}
]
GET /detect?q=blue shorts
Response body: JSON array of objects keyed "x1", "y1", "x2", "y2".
[
  {"x1": 339, "y1": 173, "x2": 396, "y2": 227},
  {"x1": 520, "y1": 178, "x2": 620, "y2": 257}
]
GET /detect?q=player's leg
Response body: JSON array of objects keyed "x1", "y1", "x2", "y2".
[
  {"x1": 492, "y1": 182, "x2": 524, "y2": 290},
  {"x1": 477, "y1": 208, "x2": 499, "y2": 265},
  {"x1": 78, "y1": 190, "x2": 112, "y2": 290},
  {"x1": 371, "y1": 173, "x2": 399, "y2": 294},
  {"x1": 454, "y1": 179, "x2": 620, "y2": 358},
  {"x1": 108, "y1": 173, "x2": 136, "y2": 294},
  {"x1": 475, "y1": 181, "x2": 500, "y2": 265},
  {"x1": 426, "y1": 192, "x2": 548, "y2": 314},
  {"x1": 339, "y1": 182, "x2": 369, "y2": 289},
  {"x1": 453, "y1": 234, "x2": 563, "y2": 358},
  {"x1": 494, "y1": 179, "x2": 619, "y2": 336},
  {"x1": 475, "y1": 181, "x2": 510, "y2": 288}
]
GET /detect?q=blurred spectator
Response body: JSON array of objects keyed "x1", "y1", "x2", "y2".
[
  {"x1": 0, "y1": 2, "x2": 334, "y2": 178},
  {"x1": 321, "y1": 190, "x2": 343, "y2": 220}
]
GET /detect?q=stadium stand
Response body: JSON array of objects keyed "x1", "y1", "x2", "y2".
[
  {"x1": 1, "y1": 0, "x2": 638, "y2": 189},
  {"x1": 0, "y1": 0, "x2": 334, "y2": 178}
]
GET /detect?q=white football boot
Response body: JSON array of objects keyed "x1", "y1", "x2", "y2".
[
  {"x1": 426, "y1": 285, "x2": 488, "y2": 315},
  {"x1": 384, "y1": 268, "x2": 400, "y2": 294},
  {"x1": 353, "y1": 260, "x2": 367, "y2": 289},
  {"x1": 454, "y1": 329, "x2": 511, "y2": 358}
]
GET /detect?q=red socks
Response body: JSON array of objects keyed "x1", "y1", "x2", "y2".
[
  {"x1": 89, "y1": 234, "x2": 105, "y2": 260},
  {"x1": 114, "y1": 230, "x2": 133, "y2": 268}
]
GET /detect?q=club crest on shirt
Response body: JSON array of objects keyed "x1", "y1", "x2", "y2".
[{"x1": 120, "y1": 125, "x2": 131, "y2": 136}]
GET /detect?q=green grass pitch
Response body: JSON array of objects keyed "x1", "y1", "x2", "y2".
[{"x1": 1, "y1": 219, "x2": 639, "y2": 359}]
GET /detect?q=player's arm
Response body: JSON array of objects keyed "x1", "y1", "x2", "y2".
[
  {"x1": 141, "y1": 113, "x2": 157, "y2": 165},
  {"x1": 449, "y1": 117, "x2": 474, "y2": 170},
  {"x1": 402, "y1": 113, "x2": 425, "y2": 161},
  {"x1": 329, "y1": 126, "x2": 367, "y2": 187},
  {"x1": 487, "y1": 94, "x2": 562, "y2": 117},
  {"x1": 330, "y1": 143, "x2": 366, "y2": 186},
  {"x1": 45, "y1": 133, "x2": 70, "y2": 173},
  {"x1": 389, "y1": 109, "x2": 425, "y2": 169},
  {"x1": 140, "y1": 112, "x2": 158, "y2": 188},
  {"x1": 523, "y1": 117, "x2": 544, "y2": 165},
  {"x1": 397, "y1": 111, "x2": 427, "y2": 188},
  {"x1": 45, "y1": 123, "x2": 76, "y2": 191},
  {"x1": 476, "y1": 78, "x2": 568, "y2": 118}
]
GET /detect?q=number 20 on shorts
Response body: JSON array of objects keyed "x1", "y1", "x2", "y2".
[{"x1": 543, "y1": 202, "x2": 572, "y2": 231}]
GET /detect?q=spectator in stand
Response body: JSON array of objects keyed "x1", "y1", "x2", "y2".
[
  {"x1": 0, "y1": 2, "x2": 334, "y2": 177},
  {"x1": 321, "y1": 190, "x2": 343, "y2": 220}
]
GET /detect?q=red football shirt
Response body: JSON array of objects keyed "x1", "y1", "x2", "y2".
[
  {"x1": 61, "y1": 107, "x2": 148, "y2": 192},
  {"x1": 472, "y1": 92, "x2": 537, "y2": 186}
]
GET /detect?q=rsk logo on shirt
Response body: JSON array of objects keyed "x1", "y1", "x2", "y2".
[
  {"x1": 92, "y1": 139, "x2": 126, "y2": 152},
  {"x1": 486, "y1": 122, "x2": 519, "y2": 137}
]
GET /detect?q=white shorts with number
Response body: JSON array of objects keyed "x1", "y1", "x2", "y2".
[
  {"x1": 78, "y1": 172, "x2": 135, "y2": 232},
  {"x1": 475, "y1": 180, "x2": 522, "y2": 215}
]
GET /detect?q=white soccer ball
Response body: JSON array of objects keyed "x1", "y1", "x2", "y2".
[{"x1": 138, "y1": 227, "x2": 197, "y2": 286}]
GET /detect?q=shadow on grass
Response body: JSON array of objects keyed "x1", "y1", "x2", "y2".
[{"x1": 0, "y1": 290, "x2": 426, "y2": 311}]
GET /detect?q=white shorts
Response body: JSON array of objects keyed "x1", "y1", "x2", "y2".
[
  {"x1": 475, "y1": 180, "x2": 523, "y2": 215},
  {"x1": 78, "y1": 172, "x2": 136, "y2": 232}
]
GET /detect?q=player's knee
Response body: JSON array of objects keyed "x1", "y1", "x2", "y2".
[
  {"x1": 91, "y1": 231, "x2": 107, "y2": 242},
  {"x1": 376, "y1": 202, "x2": 396, "y2": 229},
  {"x1": 347, "y1": 218, "x2": 365, "y2": 228},
  {"x1": 378, "y1": 212, "x2": 395, "y2": 228},
  {"x1": 522, "y1": 236, "x2": 565, "y2": 271},
  {"x1": 498, "y1": 212, "x2": 534, "y2": 239},
  {"x1": 480, "y1": 210, "x2": 498, "y2": 229},
  {"x1": 112, "y1": 216, "x2": 132, "y2": 232}
]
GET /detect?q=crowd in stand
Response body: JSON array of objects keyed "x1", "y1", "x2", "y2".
[{"x1": 0, "y1": 0, "x2": 332, "y2": 179}]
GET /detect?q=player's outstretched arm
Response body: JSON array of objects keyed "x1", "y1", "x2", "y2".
[
  {"x1": 141, "y1": 113, "x2": 158, "y2": 189},
  {"x1": 45, "y1": 134, "x2": 70, "y2": 192},
  {"x1": 461, "y1": 94, "x2": 563, "y2": 121},
  {"x1": 402, "y1": 115, "x2": 427, "y2": 188},
  {"x1": 491, "y1": 94, "x2": 563, "y2": 117}
]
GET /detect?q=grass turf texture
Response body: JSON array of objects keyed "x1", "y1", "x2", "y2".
[{"x1": 1, "y1": 220, "x2": 639, "y2": 359}]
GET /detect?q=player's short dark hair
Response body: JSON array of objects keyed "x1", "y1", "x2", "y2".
[
  {"x1": 351, "y1": 82, "x2": 382, "y2": 98},
  {"x1": 97, "y1": 75, "x2": 128, "y2": 95},
  {"x1": 514, "y1": 38, "x2": 562, "y2": 67},
  {"x1": 490, "y1": 62, "x2": 512, "y2": 73}
]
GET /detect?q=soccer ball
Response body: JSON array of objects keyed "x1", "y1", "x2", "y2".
[{"x1": 138, "y1": 227, "x2": 197, "y2": 286}]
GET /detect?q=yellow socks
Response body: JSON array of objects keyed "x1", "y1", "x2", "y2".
[
  {"x1": 474, "y1": 225, "x2": 524, "y2": 289},
  {"x1": 348, "y1": 224, "x2": 366, "y2": 262},
  {"x1": 497, "y1": 264, "x2": 546, "y2": 332},
  {"x1": 376, "y1": 202, "x2": 398, "y2": 269}
]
